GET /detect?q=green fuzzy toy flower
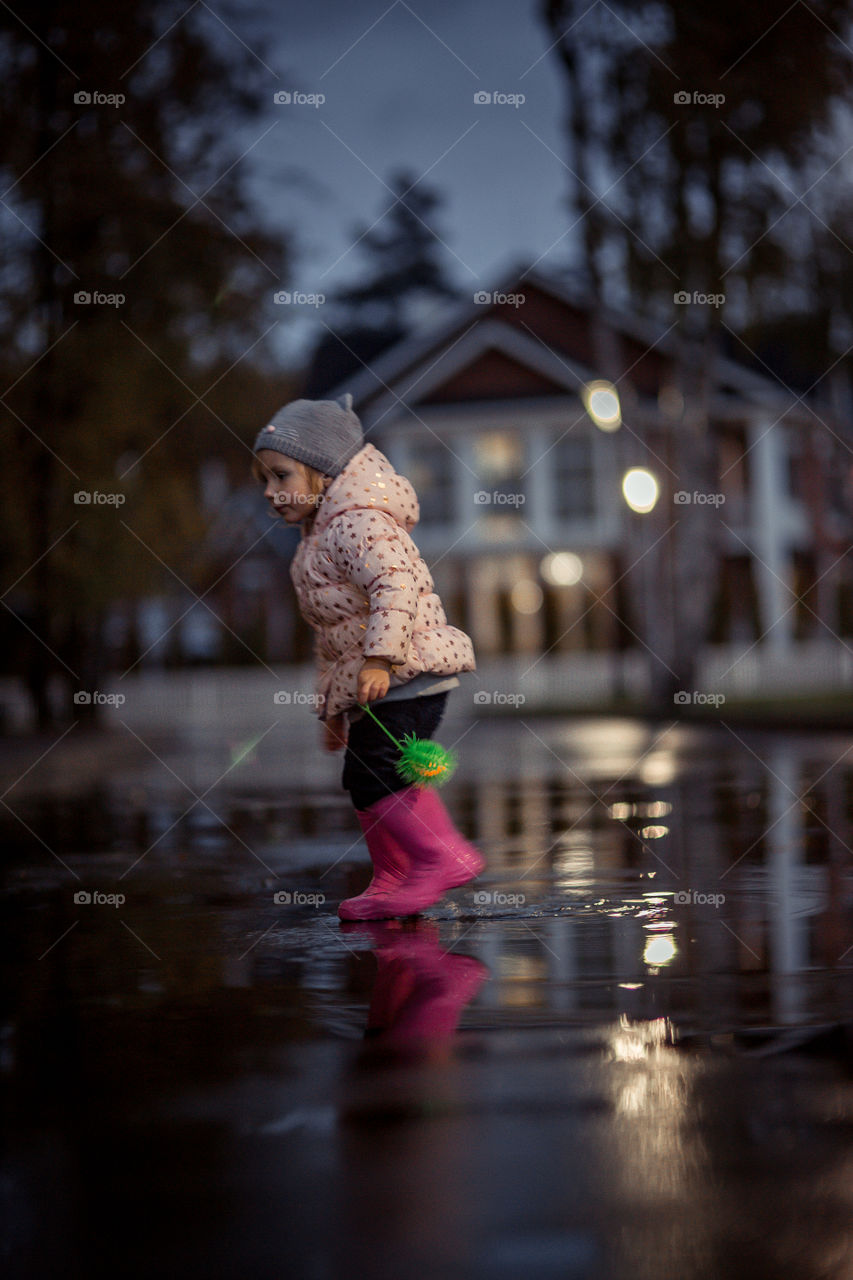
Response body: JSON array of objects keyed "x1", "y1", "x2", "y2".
[
  {"x1": 395, "y1": 733, "x2": 457, "y2": 786},
  {"x1": 359, "y1": 703, "x2": 458, "y2": 788}
]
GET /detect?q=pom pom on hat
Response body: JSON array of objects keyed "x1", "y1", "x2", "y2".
[{"x1": 253, "y1": 394, "x2": 363, "y2": 477}]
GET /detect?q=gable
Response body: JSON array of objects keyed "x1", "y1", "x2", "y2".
[
  {"x1": 419, "y1": 345, "x2": 572, "y2": 403},
  {"x1": 340, "y1": 269, "x2": 798, "y2": 425},
  {"x1": 495, "y1": 281, "x2": 671, "y2": 398}
]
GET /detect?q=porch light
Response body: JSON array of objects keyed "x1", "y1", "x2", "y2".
[
  {"x1": 582, "y1": 380, "x2": 621, "y2": 431},
  {"x1": 622, "y1": 467, "x2": 659, "y2": 513}
]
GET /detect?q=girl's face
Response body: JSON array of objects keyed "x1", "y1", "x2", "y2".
[{"x1": 254, "y1": 450, "x2": 326, "y2": 524}]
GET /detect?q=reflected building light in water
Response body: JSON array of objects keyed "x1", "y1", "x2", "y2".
[
  {"x1": 616, "y1": 1075, "x2": 650, "y2": 1114},
  {"x1": 609, "y1": 1014, "x2": 672, "y2": 1062},
  {"x1": 496, "y1": 954, "x2": 547, "y2": 1007},
  {"x1": 553, "y1": 840, "x2": 594, "y2": 869},
  {"x1": 559, "y1": 720, "x2": 655, "y2": 777},
  {"x1": 608, "y1": 1016, "x2": 691, "y2": 1199},
  {"x1": 609, "y1": 800, "x2": 673, "y2": 820},
  {"x1": 643, "y1": 933, "x2": 677, "y2": 966},
  {"x1": 640, "y1": 752, "x2": 677, "y2": 786},
  {"x1": 615, "y1": 1064, "x2": 689, "y2": 1126},
  {"x1": 553, "y1": 843, "x2": 595, "y2": 890}
]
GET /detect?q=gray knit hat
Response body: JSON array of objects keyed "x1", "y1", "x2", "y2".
[{"x1": 253, "y1": 394, "x2": 363, "y2": 477}]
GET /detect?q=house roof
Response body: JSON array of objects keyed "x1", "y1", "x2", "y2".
[{"x1": 326, "y1": 262, "x2": 814, "y2": 430}]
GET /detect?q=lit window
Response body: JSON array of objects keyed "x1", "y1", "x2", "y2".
[{"x1": 473, "y1": 431, "x2": 525, "y2": 513}]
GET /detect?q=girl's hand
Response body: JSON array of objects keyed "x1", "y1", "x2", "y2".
[
  {"x1": 357, "y1": 657, "x2": 392, "y2": 703},
  {"x1": 323, "y1": 714, "x2": 347, "y2": 753}
]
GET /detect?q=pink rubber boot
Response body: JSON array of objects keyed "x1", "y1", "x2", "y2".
[
  {"x1": 337, "y1": 807, "x2": 411, "y2": 920},
  {"x1": 366, "y1": 786, "x2": 485, "y2": 917}
]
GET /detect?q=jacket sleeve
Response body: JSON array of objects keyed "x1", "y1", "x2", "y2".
[{"x1": 326, "y1": 511, "x2": 418, "y2": 665}]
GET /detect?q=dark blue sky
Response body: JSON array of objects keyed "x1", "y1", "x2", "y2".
[{"x1": 224, "y1": 0, "x2": 574, "y2": 363}]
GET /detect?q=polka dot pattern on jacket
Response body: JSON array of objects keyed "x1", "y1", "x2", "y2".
[{"x1": 289, "y1": 444, "x2": 475, "y2": 719}]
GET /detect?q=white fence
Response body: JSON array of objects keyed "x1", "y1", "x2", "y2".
[
  {"x1": 2, "y1": 641, "x2": 852, "y2": 733},
  {"x1": 702, "y1": 640, "x2": 853, "y2": 697}
]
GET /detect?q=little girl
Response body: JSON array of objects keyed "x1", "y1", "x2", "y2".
[{"x1": 253, "y1": 394, "x2": 485, "y2": 920}]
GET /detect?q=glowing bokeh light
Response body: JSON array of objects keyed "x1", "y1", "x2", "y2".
[
  {"x1": 510, "y1": 578, "x2": 543, "y2": 614},
  {"x1": 622, "y1": 467, "x2": 659, "y2": 513},
  {"x1": 643, "y1": 933, "x2": 677, "y2": 966},
  {"x1": 540, "y1": 551, "x2": 583, "y2": 586},
  {"x1": 582, "y1": 380, "x2": 621, "y2": 430}
]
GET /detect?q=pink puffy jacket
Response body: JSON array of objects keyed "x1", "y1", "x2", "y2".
[{"x1": 290, "y1": 443, "x2": 475, "y2": 720}]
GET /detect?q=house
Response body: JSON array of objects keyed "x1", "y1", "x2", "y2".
[{"x1": 318, "y1": 265, "x2": 853, "y2": 675}]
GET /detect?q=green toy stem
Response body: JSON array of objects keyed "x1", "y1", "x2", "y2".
[
  {"x1": 358, "y1": 700, "x2": 457, "y2": 787},
  {"x1": 358, "y1": 701, "x2": 404, "y2": 748}
]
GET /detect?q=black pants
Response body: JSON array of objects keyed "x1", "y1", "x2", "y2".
[{"x1": 341, "y1": 692, "x2": 449, "y2": 811}]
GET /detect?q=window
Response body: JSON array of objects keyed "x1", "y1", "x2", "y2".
[
  {"x1": 406, "y1": 441, "x2": 455, "y2": 525},
  {"x1": 472, "y1": 431, "x2": 525, "y2": 520},
  {"x1": 553, "y1": 432, "x2": 595, "y2": 521}
]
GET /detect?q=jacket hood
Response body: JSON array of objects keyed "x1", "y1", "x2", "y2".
[{"x1": 314, "y1": 443, "x2": 419, "y2": 534}]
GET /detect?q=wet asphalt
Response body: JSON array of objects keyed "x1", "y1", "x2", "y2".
[{"x1": 4, "y1": 713, "x2": 853, "y2": 1279}]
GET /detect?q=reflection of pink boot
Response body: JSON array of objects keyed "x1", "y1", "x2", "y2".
[
  {"x1": 337, "y1": 809, "x2": 410, "y2": 921},
  {"x1": 367, "y1": 786, "x2": 485, "y2": 917},
  {"x1": 347, "y1": 920, "x2": 488, "y2": 1042}
]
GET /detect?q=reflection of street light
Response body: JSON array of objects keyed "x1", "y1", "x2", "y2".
[
  {"x1": 622, "y1": 467, "x2": 659, "y2": 514},
  {"x1": 582, "y1": 379, "x2": 621, "y2": 431}
]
